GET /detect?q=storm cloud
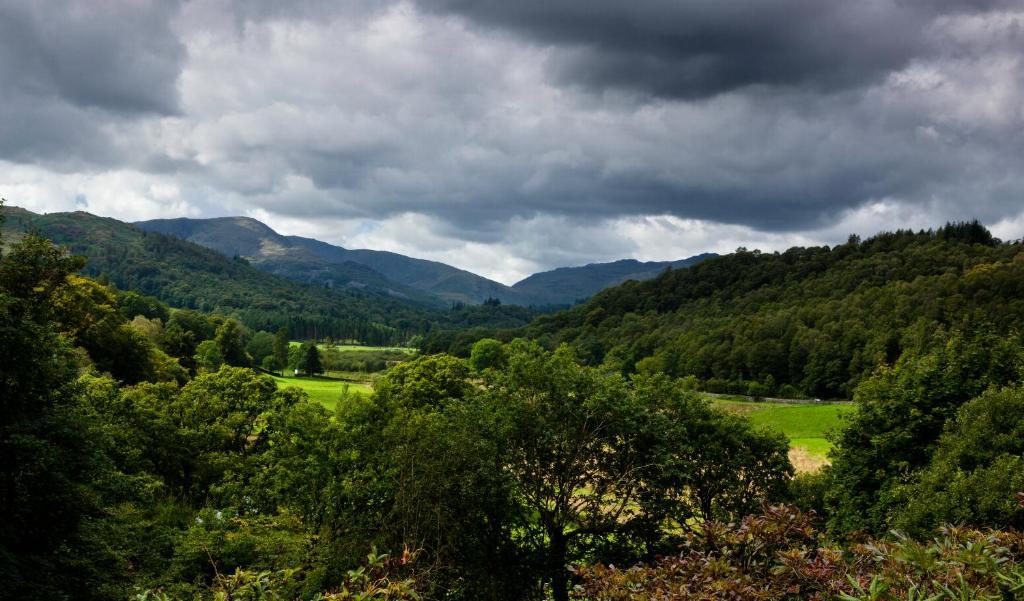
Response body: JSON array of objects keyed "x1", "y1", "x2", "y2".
[
  {"x1": 423, "y1": 0, "x2": 938, "y2": 98},
  {"x1": 1, "y1": 0, "x2": 1023, "y2": 283}
]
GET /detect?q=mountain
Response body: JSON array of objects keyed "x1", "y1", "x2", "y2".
[
  {"x1": 135, "y1": 216, "x2": 717, "y2": 306},
  {"x1": 0, "y1": 207, "x2": 435, "y2": 343},
  {"x1": 135, "y1": 216, "x2": 529, "y2": 306},
  {"x1": 456, "y1": 221, "x2": 1022, "y2": 400},
  {"x1": 511, "y1": 255, "x2": 716, "y2": 305}
]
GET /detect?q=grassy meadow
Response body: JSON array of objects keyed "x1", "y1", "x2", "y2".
[
  {"x1": 271, "y1": 374, "x2": 372, "y2": 410},
  {"x1": 288, "y1": 341, "x2": 416, "y2": 354},
  {"x1": 271, "y1": 342, "x2": 410, "y2": 409},
  {"x1": 710, "y1": 397, "x2": 856, "y2": 472}
]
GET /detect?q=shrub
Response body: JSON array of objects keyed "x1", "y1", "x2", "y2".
[{"x1": 573, "y1": 504, "x2": 1024, "y2": 601}]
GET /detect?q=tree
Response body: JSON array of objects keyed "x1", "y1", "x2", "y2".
[
  {"x1": 300, "y1": 341, "x2": 323, "y2": 376},
  {"x1": 481, "y1": 341, "x2": 791, "y2": 601},
  {"x1": 469, "y1": 337, "x2": 506, "y2": 372},
  {"x1": 481, "y1": 341, "x2": 649, "y2": 601},
  {"x1": 215, "y1": 319, "x2": 250, "y2": 367},
  {"x1": 116, "y1": 290, "x2": 169, "y2": 321},
  {"x1": 338, "y1": 342, "x2": 793, "y2": 600},
  {"x1": 824, "y1": 329, "x2": 1024, "y2": 535},
  {"x1": 272, "y1": 327, "x2": 289, "y2": 374},
  {"x1": 161, "y1": 320, "x2": 197, "y2": 370},
  {"x1": 50, "y1": 274, "x2": 181, "y2": 384},
  {"x1": 335, "y1": 354, "x2": 525, "y2": 599},
  {"x1": 245, "y1": 330, "x2": 275, "y2": 368},
  {"x1": 0, "y1": 233, "x2": 108, "y2": 597},
  {"x1": 113, "y1": 366, "x2": 287, "y2": 504},
  {"x1": 194, "y1": 339, "x2": 224, "y2": 372},
  {"x1": 895, "y1": 385, "x2": 1024, "y2": 535},
  {"x1": 631, "y1": 375, "x2": 791, "y2": 535}
]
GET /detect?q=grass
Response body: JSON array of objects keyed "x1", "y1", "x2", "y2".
[
  {"x1": 287, "y1": 342, "x2": 416, "y2": 354},
  {"x1": 271, "y1": 343, "x2": 411, "y2": 409},
  {"x1": 710, "y1": 398, "x2": 856, "y2": 472},
  {"x1": 270, "y1": 374, "x2": 372, "y2": 410}
]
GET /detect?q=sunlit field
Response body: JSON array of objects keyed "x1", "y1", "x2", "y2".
[
  {"x1": 270, "y1": 374, "x2": 372, "y2": 410},
  {"x1": 710, "y1": 398, "x2": 856, "y2": 472}
]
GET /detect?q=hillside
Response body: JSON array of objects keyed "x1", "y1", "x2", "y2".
[
  {"x1": 0, "y1": 207, "x2": 434, "y2": 343},
  {"x1": 136, "y1": 216, "x2": 532, "y2": 305},
  {"x1": 520, "y1": 222, "x2": 1024, "y2": 399},
  {"x1": 511, "y1": 254, "x2": 715, "y2": 304},
  {"x1": 135, "y1": 216, "x2": 716, "y2": 307}
]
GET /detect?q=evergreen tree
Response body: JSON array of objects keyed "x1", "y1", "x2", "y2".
[
  {"x1": 215, "y1": 318, "x2": 249, "y2": 367},
  {"x1": 300, "y1": 341, "x2": 323, "y2": 376},
  {"x1": 272, "y1": 327, "x2": 289, "y2": 374}
]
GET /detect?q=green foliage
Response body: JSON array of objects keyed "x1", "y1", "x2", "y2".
[
  {"x1": 334, "y1": 342, "x2": 791, "y2": 600},
  {"x1": 331, "y1": 352, "x2": 522, "y2": 599},
  {"x1": 312, "y1": 343, "x2": 413, "y2": 373},
  {"x1": 371, "y1": 353, "x2": 472, "y2": 411},
  {"x1": 895, "y1": 386, "x2": 1024, "y2": 535},
  {"x1": 247, "y1": 330, "x2": 276, "y2": 367},
  {"x1": 418, "y1": 302, "x2": 545, "y2": 356},
  {"x1": 513, "y1": 224, "x2": 1024, "y2": 399},
  {"x1": 301, "y1": 341, "x2": 324, "y2": 375},
  {"x1": 118, "y1": 290, "x2": 170, "y2": 321},
  {"x1": 646, "y1": 393, "x2": 793, "y2": 525},
  {"x1": 51, "y1": 274, "x2": 184, "y2": 384},
  {"x1": 216, "y1": 319, "x2": 251, "y2": 367},
  {"x1": 468, "y1": 337, "x2": 506, "y2": 371},
  {"x1": 13, "y1": 217, "x2": 1024, "y2": 600},
  {"x1": 0, "y1": 234, "x2": 108, "y2": 598},
  {"x1": 825, "y1": 329, "x2": 1024, "y2": 535},
  {"x1": 272, "y1": 327, "x2": 290, "y2": 373},
  {"x1": 166, "y1": 509, "x2": 311, "y2": 594},
  {"x1": 196, "y1": 339, "x2": 225, "y2": 372},
  {"x1": 144, "y1": 547, "x2": 421, "y2": 601},
  {"x1": 0, "y1": 207, "x2": 432, "y2": 345}
]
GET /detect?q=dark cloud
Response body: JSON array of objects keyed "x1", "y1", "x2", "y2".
[
  {"x1": 0, "y1": 0, "x2": 184, "y2": 114},
  {"x1": 0, "y1": 0, "x2": 185, "y2": 165},
  {"x1": 3, "y1": 0, "x2": 1024, "y2": 281},
  {"x1": 421, "y1": 0, "x2": 1006, "y2": 98}
]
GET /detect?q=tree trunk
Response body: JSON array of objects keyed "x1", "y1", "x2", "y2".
[{"x1": 550, "y1": 530, "x2": 569, "y2": 601}]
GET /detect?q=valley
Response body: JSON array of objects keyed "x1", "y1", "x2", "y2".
[{"x1": 5, "y1": 211, "x2": 1024, "y2": 600}]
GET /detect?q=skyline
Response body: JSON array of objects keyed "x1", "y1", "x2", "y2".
[{"x1": 2, "y1": 1, "x2": 1023, "y2": 284}]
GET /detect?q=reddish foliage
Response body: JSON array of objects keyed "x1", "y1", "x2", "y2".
[{"x1": 573, "y1": 505, "x2": 1024, "y2": 600}]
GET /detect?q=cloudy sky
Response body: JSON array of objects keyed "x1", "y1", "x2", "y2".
[{"x1": 2, "y1": 0, "x2": 1024, "y2": 284}]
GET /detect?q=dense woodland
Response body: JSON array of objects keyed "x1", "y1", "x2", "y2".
[
  {"x1": 4, "y1": 214, "x2": 1024, "y2": 600},
  {"x1": 437, "y1": 222, "x2": 1024, "y2": 400},
  {"x1": 0, "y1": 208, "x2": 540, "y2": 347}
]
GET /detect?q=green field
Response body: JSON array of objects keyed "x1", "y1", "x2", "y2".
[
  {"x1": 710, "y1": 398, "x2": 855, "y2": 471},
  {"x1": 271, "y1": 375, "x2": 372, "y2": 410},
  {"x1": 287, "y1": 342, "x2": 416, "y2": 354}
]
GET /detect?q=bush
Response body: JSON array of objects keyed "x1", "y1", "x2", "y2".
[
  {"x1": 573, "y1": 504, "x2": 1024, "y2": 600},
  {"x1": 895, "y1": 386, "x2": 1024, "y2": 535}
]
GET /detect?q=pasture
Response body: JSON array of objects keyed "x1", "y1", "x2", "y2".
[
  {"x1": 710, "y1": 397, "x2": 855, "y2": 472},
  {"x1": 271, "y1": 374, "x2": 372, "y2": 410},
  {"x1": 288, "y1": 341, "x2": 416, "y2": 354}
]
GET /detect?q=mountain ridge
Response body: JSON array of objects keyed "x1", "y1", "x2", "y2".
[{"x1": 135, "y1": 215, "x2": 715, "y2": 306}]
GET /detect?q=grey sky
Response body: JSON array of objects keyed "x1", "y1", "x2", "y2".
[{"x1": 2, "y1": 0, "x2": 1023, "y2": 284}]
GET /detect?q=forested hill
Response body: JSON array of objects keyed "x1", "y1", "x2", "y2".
[
  {"x1": 0, "y1": 207, "x2": 436, "y2": 343},
  {"x1": 520, "y1": 221, "x2": 1024, "y2": 399},
  {"x1": 136, "y1": 215, "x2": 535, "y2": 306}
]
